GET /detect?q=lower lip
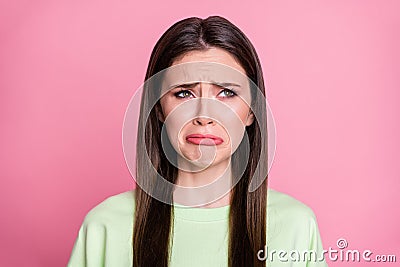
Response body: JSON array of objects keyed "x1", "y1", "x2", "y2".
[{"x1": 186, "y1": 137, "x2": 223, "y2": 145}]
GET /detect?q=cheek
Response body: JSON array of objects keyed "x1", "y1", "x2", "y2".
[
  {"x1": 229, "y1": 102, "x2": 250, "y2": 124},
  {"x1": 159, "y1": 98, "x2": 188, "y2": 144},
  {"x1": 159, "y1": 96, "x2": 173, "y2": 119}
]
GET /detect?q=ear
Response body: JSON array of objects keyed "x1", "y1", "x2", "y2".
[
  {"x1": 155, "y1": 104, "x2": 165, "y2": 123},
  {"x1": 245, "y1": 110, "x2": 255, "y2": 126}
]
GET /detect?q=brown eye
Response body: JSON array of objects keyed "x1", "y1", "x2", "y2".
[
  {"x1": 218, "y1": 88, "x2": 237, "y2": 98},
  {"x1": 174, "y1": 90, "x2": 194, "y2": 99}
]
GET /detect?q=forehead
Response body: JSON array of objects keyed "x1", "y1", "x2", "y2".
[
  {"x1": 171, "y1": 47, "x2": 246, "y2": 75},
  {"x1": 160, "y1": 48, "x2": 250, "y2": 96}
]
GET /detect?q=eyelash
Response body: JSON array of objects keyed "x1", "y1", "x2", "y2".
[{"x1": 173, "y1": 88, "x2": 237, "y2": 99}]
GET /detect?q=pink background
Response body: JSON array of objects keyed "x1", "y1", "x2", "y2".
[{"x1": 1, "y1": 0, "x2": 399, "y2": 266}]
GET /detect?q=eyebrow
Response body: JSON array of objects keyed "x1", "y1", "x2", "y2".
[
  {"x1": 216, "y1": 82, "x2": 242, "y2": 88},
  {"x1": 168, "y1": 82, "x2": 241, "y2": 90},
  {"x1": 169, "y1": 82, "x2": 199, "y2": 89}
]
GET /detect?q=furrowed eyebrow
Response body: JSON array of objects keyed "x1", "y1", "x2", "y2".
[
  {"x1": 169, "y1": 82, "x2": 200, "y2": 90},
  {"x1": 214, "y1": 82, "x2": 241, "y2": 88},
  {"x1": 168, "y1": 82, "x2": 241, "y2": 90}
]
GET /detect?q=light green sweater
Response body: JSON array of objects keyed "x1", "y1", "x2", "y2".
[{"x1": 68, "y1": 189, "x2": 328, "y2": 266}]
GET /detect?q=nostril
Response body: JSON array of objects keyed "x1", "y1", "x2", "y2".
[
  {"x1": 193, "y1": 117, "x2": 214, "y2": 126},
  {"x1": 194, "y1": 118, "x2": 203, "y2": 125}
]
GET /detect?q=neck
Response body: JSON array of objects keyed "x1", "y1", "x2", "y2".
[{"x1": 173, "y1": 157, "x2": 232, "y2": 208}]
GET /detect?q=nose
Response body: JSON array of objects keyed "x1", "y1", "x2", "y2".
[
  {"x1": 192, "y1": 91, "x2": 215, "y2": 126},
  {"x1": 193, "y1": 116, "x2": 215, "y2": 126}
]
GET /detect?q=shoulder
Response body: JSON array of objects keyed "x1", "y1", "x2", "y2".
[
  {"x1": 68, "y1": 190, "x2": 136, "y2": 266},
  {"x1": 267, "y1": 188, "x2": 316, "y2": 220},
  {"x1": 266, "y1": 189, "x2": 327, "y2": 265},
  {"x1": 266, "y1": 189, "x2": 319, "y2": 242},
  {"x1": 82, "y1": 190, "x2": 136, "y2": 226}
]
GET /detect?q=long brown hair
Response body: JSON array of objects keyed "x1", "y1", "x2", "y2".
[{"x1": 133, "y1": 16, "x2": 268, "y2": 267}]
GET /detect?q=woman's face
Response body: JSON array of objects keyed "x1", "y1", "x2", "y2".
[{"x1": 158, "y1": 47, "x2": 254, "y2": 170}]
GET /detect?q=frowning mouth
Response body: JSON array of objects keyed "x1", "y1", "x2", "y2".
[{"x1": 186, "y1": 134, "x2": 224, "y2": 146}]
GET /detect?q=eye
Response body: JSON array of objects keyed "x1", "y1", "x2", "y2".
[
  {"x1": 218, "y1": 88, "x2": 237, "y2": 98},
  {"x1": 173, "y1": 89, "x2": 194, "y2": 99}
]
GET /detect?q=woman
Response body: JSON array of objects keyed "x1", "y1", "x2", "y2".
[{"x1": 68, "y1": 16, "x2": 327, "y2": 267}]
